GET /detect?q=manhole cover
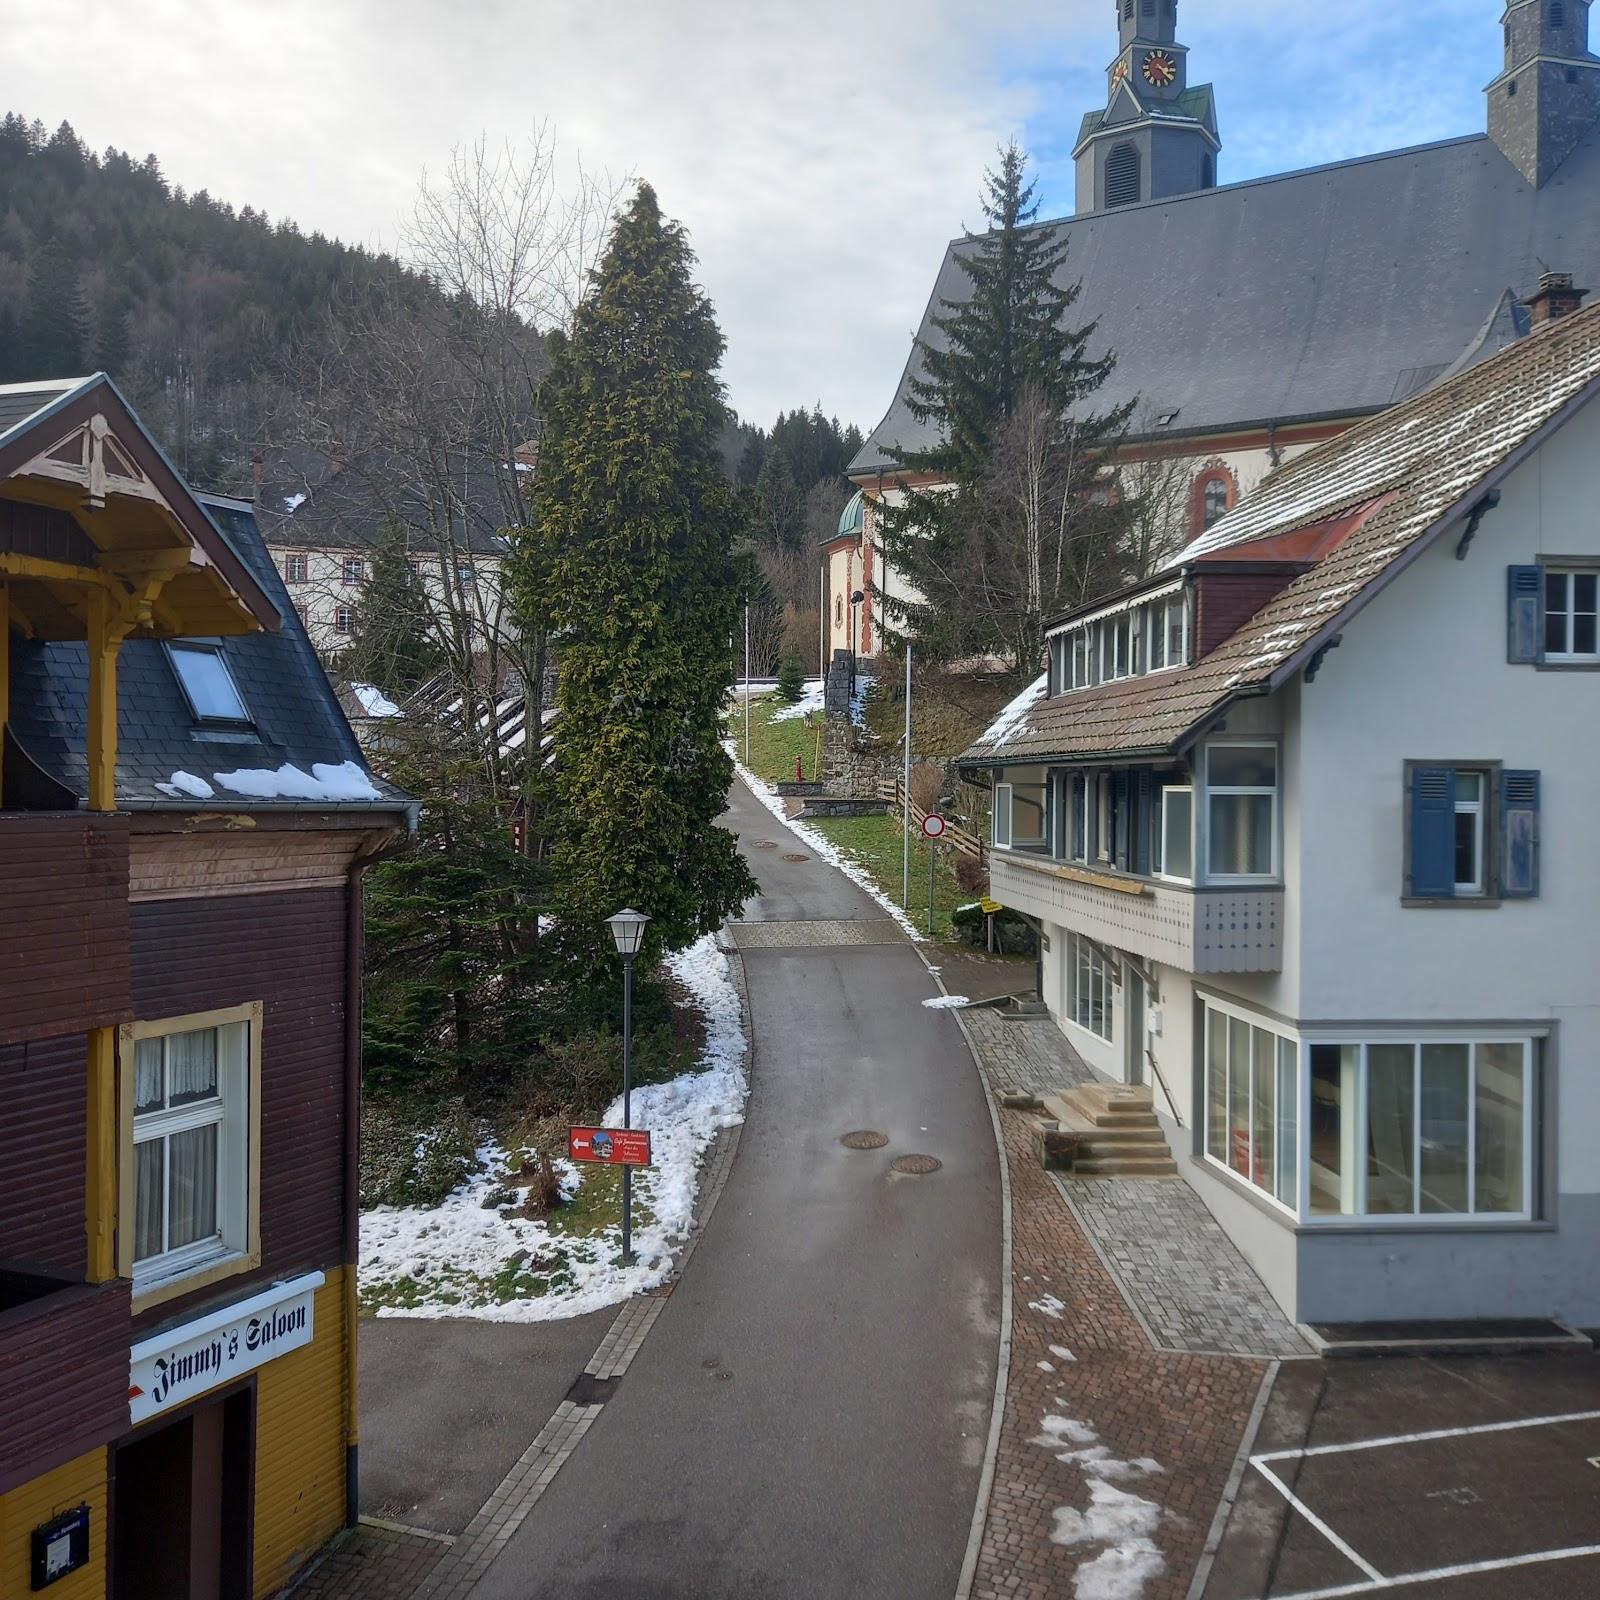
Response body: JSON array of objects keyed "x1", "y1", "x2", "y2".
[
  {"x1": 752, "y1": 839, "x2": 779, "y2": 850},
  {"x1": 840, "y1": 1130, "x2": 889, "y2": 1150},
  {"x1": 891, "y1": 1154, "x2": 943, "y2": 1176},
  {"x1": 781, "y1": 852, "x2": 810, "y2": 862}
]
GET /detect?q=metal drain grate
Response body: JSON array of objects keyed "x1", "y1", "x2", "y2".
[
  {"x1": 891, "y1": 1154, "x2": 942, "y2": 1176},
  {"x1": 840, "y1": 1130, "x2": 890, "y2": 1150}
]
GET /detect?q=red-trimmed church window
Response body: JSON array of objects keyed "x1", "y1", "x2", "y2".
[{"x1": 1188, "y1": 465, "x2": 1239, "y2": 539}]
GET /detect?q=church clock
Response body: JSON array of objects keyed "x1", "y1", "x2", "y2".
[
  {"x1": 1142, "y1": 50, "x2": 1179, "y2": 88},
  {"x1": 1110, "y1": 58, "x2": 1130, "y2": 92}
]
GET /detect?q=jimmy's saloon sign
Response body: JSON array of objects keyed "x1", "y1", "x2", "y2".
[{"x1": 129, "y1": 1271, "x2": 324, "y2": 1423}]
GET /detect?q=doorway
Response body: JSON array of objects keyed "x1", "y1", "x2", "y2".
[
  {"x1": 1125, "y1": 968, "x2": 1146, "y2": 1086},
  {"x1": 112, "y1": 1385, "x2": 253, "y2": 1600}
]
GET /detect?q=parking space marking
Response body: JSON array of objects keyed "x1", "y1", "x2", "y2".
[
  {"x1": 1247, "y1": 1408, "x2": 1600, "y2": 1600},
  {"x1": 1267, "y1": 1542, "x2": 1600, "y2": 1599}
]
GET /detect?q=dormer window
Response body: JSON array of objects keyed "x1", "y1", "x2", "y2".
[
  {"x1": 1053, "y1": 587, "x2": 1188, "y2": 696},
  {"x1": 167, "y1": 643, "x2": 252, "y2": 726}
]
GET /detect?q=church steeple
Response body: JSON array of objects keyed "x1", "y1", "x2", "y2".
[
  {"x1": 1074, "y1": 0, "x2": 1221, "y2": 212},
  {"x1": 1488, "y1": 1, "x2": 1600, "y2": 187}
]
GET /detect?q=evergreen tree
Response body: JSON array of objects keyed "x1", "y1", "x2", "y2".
[
  {"x1": 777, "y1": 650, "x2": 805, "y2": 703},
  {"x1": 752, "y1": 446, "x2": 804, "y2": 551},
  {"x1": 875, "y1": 142, "x2": 1133, "y2": 665},
  {"x1": 524, "y1": 183, "x2": 756, "y2": 986},
  {"x1": 21, "y1": 238, "x2": 82, "y2": 375},
  {"x1": 338, "y1": 520, "x2": 443, "y2": 698}
]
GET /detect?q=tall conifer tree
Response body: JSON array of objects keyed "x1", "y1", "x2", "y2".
[{"x1": 525, "y1": 184, "x2": 756, "y2": 983}]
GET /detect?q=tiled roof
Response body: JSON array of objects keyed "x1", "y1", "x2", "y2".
[
  {"x1": 852, "y1": 126, "x2": 1600, "y2": 475},
  {"x1": 963, "y1": 299, "x2": 1600, "y2": 766}
]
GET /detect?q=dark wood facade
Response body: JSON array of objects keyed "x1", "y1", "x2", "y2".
[{"x1": 0, "y1": 1031, "x2": 90, "y2": 1276}]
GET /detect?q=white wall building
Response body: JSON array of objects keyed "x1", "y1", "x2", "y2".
[{"x1": 965, "y1": 289, "x2": 1600, "y2": 1327}]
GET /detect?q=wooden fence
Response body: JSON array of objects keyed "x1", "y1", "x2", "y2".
[{"x1": 873, "y1": 777, "x2": 988, "y2": 863}]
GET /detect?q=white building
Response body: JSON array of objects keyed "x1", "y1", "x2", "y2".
[{"x1": 964, "y1": 286, "x2": 1600, "y2": 1327}]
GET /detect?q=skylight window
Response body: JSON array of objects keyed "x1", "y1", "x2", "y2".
[{"x1": 168, "y1": 643, "x2": 252, "y2": 725}]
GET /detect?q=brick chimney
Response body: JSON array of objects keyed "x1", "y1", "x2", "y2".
[{"x1": 1524, "y1": 271, "x2": 1588, "y2": 327}]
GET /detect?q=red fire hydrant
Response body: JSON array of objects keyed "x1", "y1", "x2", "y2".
[{"x1": 795, "y1": 756, "x2": 805, "y2": 782}]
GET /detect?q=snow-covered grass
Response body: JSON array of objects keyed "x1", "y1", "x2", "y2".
[
  {"x1": 730, "y1": 751, "x2": 922, "y2": 940},
  {"x1": 358, "y1": 935, "x2": 747, "y2": 1322},
  {"x1": 770, "y1": 679, "x2": 824, "y2": 720}
]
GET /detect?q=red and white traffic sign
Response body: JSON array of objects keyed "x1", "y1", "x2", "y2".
[
  {"x1": 921, "y1": 813, "x2": 948, "y2": 840},
  {"x1": 569, "y1": 1126, "x2": 653, "y2": 1167}
]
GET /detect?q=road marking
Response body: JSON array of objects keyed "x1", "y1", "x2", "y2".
[
  {"x1": 1269, "y1": 1543, "x2": 1600, "y2": 1599},
  {"x1": 1251, "y1": 1460, "x2": 1385, "y2": 1583},
  {"x1": 1254, "y1": 1407, "x2": 1600, "y2": 1464}
]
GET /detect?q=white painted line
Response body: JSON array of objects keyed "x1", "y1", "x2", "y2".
[
  {"x1": 1252, "y1": 1459, "x2": 1385, "y2": 1584},
  {"x1": 1271, "y1": 1542, "x2": 1600, "y2": 1600},
  {"x1": 1255, "y1": 1407, "x2": 1600, "y2": 1465}
]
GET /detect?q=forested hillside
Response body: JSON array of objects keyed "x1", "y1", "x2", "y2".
[{"x1": 0, "y1": 113, "x2": 436, "y2": 486}]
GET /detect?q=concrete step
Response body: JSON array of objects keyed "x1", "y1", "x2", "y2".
[
  {"x1": 1073, "y1": 1126, "x2": 1169, "y2": 1148},
  {"x1": 1044, "y1": 1091, "x2": 1160, "y2": 1131},
  {"x1": 1072, "y1": 1156, "x2": 1181, "y2": 1178}
]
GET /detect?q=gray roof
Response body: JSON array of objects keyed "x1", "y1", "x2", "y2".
[
  {"x1": 852, "y1": 126, "x2": 1600, "y2": 475},
  {"x1": 6, "y1": 493, "x2": 412, "y2": 814}
]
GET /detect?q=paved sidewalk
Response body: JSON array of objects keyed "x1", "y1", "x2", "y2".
[
  {"x1": 959, "y1": 1010, "x2": 1271, "y2": 1600},
  {"x1": 283, "y1": 1523, "x2": 446, "y2": 1598}
]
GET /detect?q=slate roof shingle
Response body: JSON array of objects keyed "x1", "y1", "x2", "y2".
[{"x1": 962, "y1": 298, "x2": 1600, "y2": 767}]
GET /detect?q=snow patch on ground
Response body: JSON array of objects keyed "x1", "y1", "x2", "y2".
[
  {"x1": 351, "y1": 682, "x2": 402, "y2": 718},
  {"x1": 1049, "y1": 1344, "x2": 1078, "y2": 1363},
  {"x1": 770, "y1": 679, "x2": 824, "y2": 720},
  {"x1": 1028, "y1": 1293, "x2": 1067, "y2": 1319},
  {"x1": 977, "y1": 673, "x2": 1047, "y2": 750},
  {"x1": 729, "y1": 753, "x2": 923, "y2": 941},
  {"x1": 922, "y1": 995, "x2": 970, "y2": 1010},
  {"x1": 359, "y1": 933, "x2": 748, "y2": 1322},
  {"x1": 214, "y1": 760, "x2": 382, "y2": 802},
  {"x1": 1033, "y1": 1411, "x2": 1167, "y2": 1600}
]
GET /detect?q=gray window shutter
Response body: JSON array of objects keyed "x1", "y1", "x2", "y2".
[
  {"x1": 1410, "y1": 766, "x2": 1456, "y2": 898},
  {"x1": 1134, "y1": 770, "x2": 1153, "y2": 875},
  {"x1": 1500, "y1": 769, "x2": 1541, "y2": 898},
  {"x1": 1507, "y1": 566, "x2": 1542, "y2": 663},
  {"x1": 1113, "y1": 771, "x2": 1131, "y2": 871},
  {"x1": 1071, "y1": 774, "x2": 1086, "y2": 860}
]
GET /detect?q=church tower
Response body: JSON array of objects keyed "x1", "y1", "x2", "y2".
[
  {"x1": 1073, "y1": 0, "x2": 1221, "y2": 213},
  {"x1": 1488, "y1": 0, "x2": 1600, "y2": 186}
]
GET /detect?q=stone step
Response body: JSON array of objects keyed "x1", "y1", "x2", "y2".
[
  {"x1": 1074, "y1": 1126, "x2": 1169, "y2": 1148},
  {"x1": 1072, "y1": 1156, "x2": 1181, "y2": 1178},
  {"x1": 1043, "y1": 1092, "x2": 1160, "y2": 1131}
]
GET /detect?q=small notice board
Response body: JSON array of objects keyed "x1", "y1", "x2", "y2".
[{"x1": 569, "y1": 1126, "x2": 652, "y2": 1167}]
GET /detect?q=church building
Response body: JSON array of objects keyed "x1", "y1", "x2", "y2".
[{"x1": 833, "y1": 1, "x2": 1600, "y2": 666}]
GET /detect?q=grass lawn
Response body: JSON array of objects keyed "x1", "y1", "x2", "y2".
[
  {"x1": 807, "y1": 811, "x2": 976, "y2": 939},
  {"x1": 731, "y1": 692, "x2": 827, "y2": 786}
]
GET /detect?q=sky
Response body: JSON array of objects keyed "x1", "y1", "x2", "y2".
[{"x1": 8, "y1": 1, "x2": 1503, "y2": 435}]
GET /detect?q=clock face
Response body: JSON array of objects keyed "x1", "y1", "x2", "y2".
[
  {"x1": 1142, "y1": 49, "x2": 1178, "y2": 88},
  {"x1": 1110, "y1": 58, "x2": 1129, "y2": 93}
]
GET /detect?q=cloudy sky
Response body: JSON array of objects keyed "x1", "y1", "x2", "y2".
[{"x1": 10, "y1": 1, "x2": 1498, "y2": 433}]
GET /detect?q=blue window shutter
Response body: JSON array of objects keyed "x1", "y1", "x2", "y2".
[
  {"x1": 1410, "y1": 766, "x2": 1456, "y2": 898},
  {"x1": 1507, "y1": 566, "x2": 1542, "y2": 663},
  {"x1": 1135, "y1": 770, "x2": 1153, "y2": 874},
  {"x1": 1071, "y1": 774, "x2": 1085, "y2": 859},
  {"x1": 1500, "y1": 769, "x2": 1541, "y2": 898}
]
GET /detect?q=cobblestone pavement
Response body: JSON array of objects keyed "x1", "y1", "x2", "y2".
[
  {"x1": 726, "y1": 916, "x2": 906, "y2": 947},
  {"x1": 1058, "y1": 1178, "x2": 1311, "y2": 1360},
  {"x1": 961, "y1": 1006, "x2": 1095, "y2": 1099},
  {"x1": 960, "y1": 1013, "x2": 1271, "y2": 1600},
  {"x1": 281, "y1": 1523, "x2": 447, "y2": 1598}
]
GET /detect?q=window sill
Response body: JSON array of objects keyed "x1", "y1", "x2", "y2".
[
  {"x1": 131, "y1": 1246, "x2": 259, "y2": 1315},
  {"x1": 1400, "y1": 896, "x2": 1503, "y2": 910},
  {"x1": 1535, "y1": 659, "x2": 1600, "y2": 672}
]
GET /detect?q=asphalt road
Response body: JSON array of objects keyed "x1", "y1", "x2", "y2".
[{"x1": 473, "y1": 779, "x2": 1004, "y2": 1599}]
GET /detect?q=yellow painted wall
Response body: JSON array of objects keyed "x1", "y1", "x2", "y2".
[
  {"x1": 253, "y1": 1268, "x2": 350, "y2": 1598},
  {"x1": 0, "y1": 1448, "x2": 108, "y2": 1600}
]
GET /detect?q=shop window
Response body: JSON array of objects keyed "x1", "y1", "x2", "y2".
[
  {"x1": 167, "y1": 642, "x2": 252, "y2": 726},
  {"x1": 1205, "y1": 742, "x2": 1277, "y2": 879},
  {"x1": 1068, "y1": 934, "x2": 1114, "y2": 1041},
  {"x1": 121, "y1": 1005, "x2": 261, "y2": 1303},
  {"x1": 1202, "y1": 1000, "x2": 1298, "y2": 1209}
]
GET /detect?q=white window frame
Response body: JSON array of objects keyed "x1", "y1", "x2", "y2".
[
  {"x1": 1203, "y1": 741, "x2": 1279, "y2": 883},
  {"x1": 1200, "y1": 993, "x2": 1299, "y2": 1216},
  {"x1": 1067, "y1": 933, "x2": 1115, "y2": 1042},
  {"x1": 1198, "y1": 993, "x2": 1539, "y2": 1226},
  {"x1": 1544, "y1": 566, "x2": 1600, "y2": 663},
  {"x1": 119, "y1": 1003, "x2": 263, "y2": 1311},
  {"x1": 1095, "y1": 773, "x2": 1114, "y2": 864},
  {"x1": 341, "y1": 556, "x2": 365, "y2": 585},
  {"x1": 335, "y1": 605, "x2": 355, "y2": 635},
  {"x1": 284, "y1": 553, "x2": 308, "y2": 584},
  {"x1": 1453, "y1": 770, "x2": 1487, "y2": 897},
  {"x1": 993, "y1": 783, "x2": 1013, "y2": 849},
  {"x1": 1156, "y1": 785, "x2": 1194, "y2": 882}
]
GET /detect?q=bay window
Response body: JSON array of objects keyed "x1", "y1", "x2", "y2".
[
  {"x1": 121, "y1": 1004, "x2": 261, "y2": 1302},
  {"x1": 1157, "y1": 786, "x2": 1193, "y2": 881},
  {"x1": 1201, "y1": 996, "x2": 1536, "y2": 1222},
  {"x1": 1206, "y1": 743, "x2": 1277, "y2": 879}
]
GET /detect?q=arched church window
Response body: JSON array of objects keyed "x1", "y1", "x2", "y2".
[
  {"x1": 1203, "y1": 477, "x2": 1230, "y2": 527},
  {"x1": 1106, "y1": 143, "x2": 1142, "y2": 208}
]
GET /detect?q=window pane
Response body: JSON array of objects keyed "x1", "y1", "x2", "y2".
[
  {"x1": 1576, "y1": 611, "x2": 1598, "y2": 656},
  {"x1": 168, "y1": 1124, "x2": 219, "y2": 1250},
  {"x1": 1454, "y1": 772, "x2": 1484, "y2": 804},
  {"x1": 1210, "y1": 793, "x2": 1273, "y2": 875},
  {"x1": 1207, "y1": 1008, "x2": 1229, "y2": 1162},
  {"x1": 1209, "y1": 746, "x2": 1277, "y2": 788},
  {"x1": 1162, "y1": 789, "x2": 1193, "y2": 879},
  {"x1": 134, "y1": 1138, "x2": 164, "y2": 1262},
  {"x1": 134, "y1": 1037, "x2": 164, "y2": 1113},
  {"x1": 1166, "y1": 604, "x2": 1184, "y2": 665},
  {"x1": 1474, "y1": 1043, "x2": 1526, "y2": 1213},
  {"x1": 1420, "y1": 1043, "x2": 1470, "y2": 1213},
  {"x1": 1276, "y1": 1039, "x2": 1299, "y2": 1208},
  {"x1": 1228, "y1": 1018, "x2": 1252, "y2": 1178},
  {"x1": 1545, "y1": 571, "x2": 1569, "y2": 654},
  {"x1": 168, "y1": 1028, "x2": 219, "y2": 1106},
  {"x1": 1149, "y1": 613, "x2": 1165, "y2": 670},
  {"x1": 1453, "y1": 810, "x2": 1481, "y2": 891},
  {"x1": 1252, "y1": 1028, "x2": 1276, "y2": 1194},
  {"x1": 1309, "y1": 1043, "x2": 1357, "y2": 1214},
  {"x1": 170, "y1": 647, "x2": 249, "y2": 722},
  {"x1": 1366, "y1": 1044, "x2": 1416, "y2": 1214}
]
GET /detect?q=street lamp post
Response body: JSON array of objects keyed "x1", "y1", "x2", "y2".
[
  {"x1": 605, "y1": 907, "x2": 650, "y2": 1265},
  {"x1": 848, "y1": 588, "x2": 864, "y2": 703}
]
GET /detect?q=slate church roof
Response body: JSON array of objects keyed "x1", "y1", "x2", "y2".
[
  {"x1": 853, "y1": 126, "x2": 1600, "y2": 475},
  {"x1": 962, "y1": 298, "x2": 1600, "y2": 767}
]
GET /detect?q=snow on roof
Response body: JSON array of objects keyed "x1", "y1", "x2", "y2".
[
  {"x1": 350, "y1": 682, "x2": 402, "y2": 718},
  {"x1": 977, "y1": 675, "x2": 1049, "y2": 752},
  {"x1": 964, "y1": 300, "x2": 1600, "y2": 766},
  {"x1": 213, "y1": 760, "x2": 383, "y2": 803}
]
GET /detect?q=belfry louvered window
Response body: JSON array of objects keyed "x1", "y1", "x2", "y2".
[
  {"x1": 1552, "y1": 2, "x2": 1566, "y2": 28},
  {"x1": 1106, "y1": 144, "x2": 1141, "y2": 208}
]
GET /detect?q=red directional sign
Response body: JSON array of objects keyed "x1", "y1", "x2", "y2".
[{"x1": 569, "y1": 1126, "x2": 652, "y2": 1167}]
